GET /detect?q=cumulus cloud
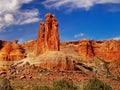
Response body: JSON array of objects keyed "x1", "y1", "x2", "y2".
[
  {"x1": 0, "y1": 0, "x2": 40, "y2": 31},
  {"x1": 74, "y1": 33, "x2": 84, "y2": 38},
  {"x1": 42, "y1": 0, "x2": 120, "y2": 10},
  {"x1": 4, "y1": 14, "x2": 14, "y2": 24}
]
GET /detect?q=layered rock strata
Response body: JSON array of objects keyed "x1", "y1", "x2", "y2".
[{"x1": 61, "y1": 39, "x2": 120, "y2": 62}]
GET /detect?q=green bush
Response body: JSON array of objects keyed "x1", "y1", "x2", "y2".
[
  {"x1": 53, "y1": 79, "x2": 77, "y2": 90},
  {"x1": 83, "y1": 77, "x2": 112, "y2": 90},
  {"x1": 32, "y1": 86, "x2": 51, "y2": 90},
  {"x1": 0, "y1": 77, "x2": 13, "y2": 90}
]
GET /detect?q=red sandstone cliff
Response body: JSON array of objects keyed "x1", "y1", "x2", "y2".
[
  {"x1": 79, "y1": 39, "x2": 120, "y2": 62},
  {"x1": 0, "y1": 38, "x2": 119, "y2": 65},
  {"x1": 61, "y1": 39, "x2": 120, "y2": 62}
]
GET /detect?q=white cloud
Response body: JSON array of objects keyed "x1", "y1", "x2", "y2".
[
  {"x1": 74, "y1": 33, "x2": 84, "y2": 38},
  {"x1": 15, "y1": 9, "x2": 40, "y2": 25},
  {"x1": 4, "y1": 14, "x2": 14, "y2": 24},
  {"x1": 42, "y1": 0, "x2": 120, "y2": 10},
  {"x1": 111, "y1": 36, "x2": 120, "y2": 40},
  {"x1": 18, "y1": 38, "x2": 26, "y2": 44},
  {"x1": 107, "y1": 5, "x2": 120, "y2": 12},
  {"x1": 97, "y1": 0, "x2": 120, "y2": 4},
  {"x1": 0, "y1": 0, "x2": 40, "y2": 31}
]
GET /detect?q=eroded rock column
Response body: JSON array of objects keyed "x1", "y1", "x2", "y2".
[{"x1": 37, "y1": 13, "x2": 60, "y2": 55}]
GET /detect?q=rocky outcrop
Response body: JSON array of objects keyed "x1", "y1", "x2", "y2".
[
  {"x1": 93, "y1": 40, "x2": 120, "y2": 62},
  {"x1": 9, "y1": 40, "x2": 25, "y2": 61},
  {"x1": 37, "y1": 13, "x2": 60, "y2": 55},
  {"x1": 78, "y1": 39, "x2": 95, "y2": 59},
  {"x1": 61, "y1": 39, "x2": 120, "y2": 62},
  {"x1": 21, "y1": 40, "x2": 37, "y2": 57},
  {"x1": 36, "y1": 51, "x2": 75, "y2": 70},
  {"x1": 0, "y1": 40, "x2": 25, "y2": 61},
  {"x1": 109, "y1": 60, "x2": 120, "y2": 76}
]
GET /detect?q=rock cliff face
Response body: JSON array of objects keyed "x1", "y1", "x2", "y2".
[
  {"x1": 0, "y1": 40, "x2": 25, "y2": 61},
  {"x1": 78, "y1": 39, "x2": 95, "y2": 59},
  {"x1": 37, "y1": 13, "x2": 60, "y2": 55},
  {"x1": 92, "y1": 40, "x2": 120, "y2": 62},
  {"x1": 61, "y1": 39, "x2": 120, "y2": 62}
]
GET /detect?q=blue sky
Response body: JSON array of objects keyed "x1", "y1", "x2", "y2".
[{"x1": 0, "y1": 0, "x2": 120, "y2": 43}]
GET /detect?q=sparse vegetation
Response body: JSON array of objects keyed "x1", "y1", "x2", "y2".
[
  {"x1": 116, "y1": 75, "x2": 120, "y2": 81},
  {"x1": 0, "y1": 77, "x2": 13, "y2": 90},
  {"x1": 83, "y1": 77, "x2": 112, "y2": 90},
  {"x1": 53, "y1": 79, "x2": 77, "y2": 90},
  {"x1": 31, "y1": 79, "x2": 77, "y2": 90},
  {"x1": 32, "y1": 86, "x2": 51, "y2": 90},
  {"x1": 39, "y1": 68, "x2": 50, "y2": 74}
]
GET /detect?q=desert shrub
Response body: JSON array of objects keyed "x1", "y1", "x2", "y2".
[
  {"x1": 83, "y1": 77, "x2": 112, "y2": 90},
  {"x1": 53, "y1": 79, "x2": 77, "y2": 90},
  {"x1": 117, "y1": 75, "x2": 120, "y2": 81},
  {"x1": 12, "y1": 86, "x2": 24, "y2": 90},
  {"x1": 32, "y1": 86, "x2": 51, "y2": 90},
  {"x1": 32, "y1": 79, "x2": 77, "y2": 90},
  {"x1": 0, "y1": 77, "x2": 13, "y2": 90}
]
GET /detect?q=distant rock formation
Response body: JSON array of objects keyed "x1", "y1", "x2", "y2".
[
  {"x1": 61, "y1": 39, "x2": 120, "y2": 62},
  {"x1": 92, "y1": 40, "x2": 120, "y2": 62},
  {"x1": 78, "y1": 39, "x2": 95, "y2": 59},
  {"x1": 0, "y1": 40, "x2": 25, "y2": 61},
  {"x1": 21, "y1": 40, "x2": 37, "y2": 57},
  {"x1": 37, "y1": 13, "x2": 60, "y2": 55}
]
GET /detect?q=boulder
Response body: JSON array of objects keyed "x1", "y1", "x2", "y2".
[{"x1": 36, "y1": 51, "x2": 75, "y2": 71}]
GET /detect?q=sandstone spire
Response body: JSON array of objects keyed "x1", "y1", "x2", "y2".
[{"x1": 37, "y1": 13, "x2": 60, "y2": 55}]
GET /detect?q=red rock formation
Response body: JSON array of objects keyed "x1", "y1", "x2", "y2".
[
  {"x1": 9, "y1": 40, "x2": 25, "y2": 61},
  {"x1": 37, "y1": 51, "x2": 75, "y2": 70},
  {"x1": 0, "y1": 41, "x2": 12, "y2": 60},
  {"x1": 92, "y1": 40, "x2": 120, "y2": 62},
  {"x1": 0, "y1": 40, "x2": 25, "y2": 61},
  {"x1": 109, "y1": 60, "x2": 120, "y2": 76},
  {"x1": 78, "y1": 39, "x2": 95, "y2": 59},
  {"x1": 21, "y1": 40, "x2": 37, "y2": 55},
  {"x1": 61, "y1": 39, "x2": 120, "y2": 62},
  {"x1": 37, "y1": 13, "x2": 60, "y2": 55},
  {"x1": 37, "y1": 22, "x2": 46, "y2": 54}
]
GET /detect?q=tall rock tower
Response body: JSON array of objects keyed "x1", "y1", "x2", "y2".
[{"x1": 37, "y1": 13, "x2": 60, "y2": 55}]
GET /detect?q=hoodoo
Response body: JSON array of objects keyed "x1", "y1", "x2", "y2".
[{"x1": 37, "y1": 13, "x2": 60, "y2": 55}]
